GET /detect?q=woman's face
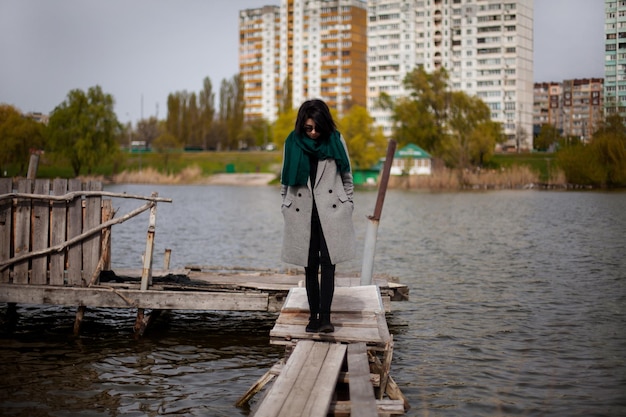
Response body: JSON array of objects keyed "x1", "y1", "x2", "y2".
[{"x1": 304, "y1": 118, "x2": 320, "y2": 140}]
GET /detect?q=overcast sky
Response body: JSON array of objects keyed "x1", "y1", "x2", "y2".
[{"x1": 0, "y1": 0, "x2": 605, "y2": 125}]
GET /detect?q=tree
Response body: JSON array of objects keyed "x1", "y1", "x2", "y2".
[
  {"x1": 46, "y1": 86, "x2": 121, "y2": 176},
  {"x1": 534, "y1": 123, "x2": 561, "y2": 151},
  {"x1": 339, "y1": 105, "x2": 388, "y2": 170},
  {"x1": 394, "y1": 66, "x2": 450, "y2": 151},
  {"x1": 0, "y1": 105, "x2": 45, "y2": 175},
  {"x1": 135, "y1": 117, "x2": 161, "y2": 149},
  {"x1": 556, "y1": 114, "x2": 626, "y2": 187},
  {"x1": 435, "y1": 92, "x2": 502, "y2": 171},
  {"x1": 272, "y1": 108, "x2": 298, "y2": 150},
  {"x1": 198, "y1": 77, "x2": 215, "y2": 150},
  {"x1": 152, "y1": 131, "x2": 181, "y2": 168},
  {"x1": 215, "y1": 75, "x2": 246, "y2": 150}
]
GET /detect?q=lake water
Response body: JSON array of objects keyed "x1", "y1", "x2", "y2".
[{"x1": 1, "y1": 184, "x2": 625, "y2": 416}]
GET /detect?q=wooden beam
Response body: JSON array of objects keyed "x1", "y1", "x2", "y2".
[
  {"x1": 0, "y1": 284, "x2": 269, "y2": 311},
  {"x1": 347, "y1": 342, "x2": 378, "y2": 417}
]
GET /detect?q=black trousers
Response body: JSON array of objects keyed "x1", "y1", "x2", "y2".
[{"x1": 305, "y1": 205, "x2": 335, "y2": 317}]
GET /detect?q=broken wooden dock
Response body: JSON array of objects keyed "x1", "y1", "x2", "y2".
[
  {"x1": 0, "y1": 176, "x2": 411, "y2": 415},
  {"x1": 238, "y1": 285, "x2": 410, "y2": 416}
]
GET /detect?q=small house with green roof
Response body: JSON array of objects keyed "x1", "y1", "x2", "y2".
[{"x1": 390, "y1": 143, "x2": 432, "y2": 176}]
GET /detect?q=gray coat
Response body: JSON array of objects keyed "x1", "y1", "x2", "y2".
[{"x1": 280, "y1": 137, "x2": 356, "y2": 267}]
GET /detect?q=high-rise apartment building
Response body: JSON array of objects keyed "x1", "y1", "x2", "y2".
[
  {"x1": 604, "y1": 0, "x2": 626, "y2": 119},
  {"x1": 239, "y1": 0, "x2": 368, "y2": 122},
  {"x1": 367, "y1": 0, "x2": 534, "y2": 150},
  {"x1": 240, "y1": 0, "x2": 534, "y2": 151},
  {"x1": 240, "y1": 5, "x2": 281, "y2": 122},
  {"x1": 533, "y1": 82, "x2": 563, "y2": 130},
  {"x1": 562, "y1": 78, "x2": 604, "y2": 141},
  {"x1": 533, "y1": 79, "x2": 604, "y2": 142}
]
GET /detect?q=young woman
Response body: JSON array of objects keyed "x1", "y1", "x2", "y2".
[{"x1": 280, "y1": 99, "x2": 356, "y2": 333}]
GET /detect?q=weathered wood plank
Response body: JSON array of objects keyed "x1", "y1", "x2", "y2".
[
  {"x1": 279, "y1": 342, "x2": 330, "y2": 415},
  {"x1": 281, "y1": 286, "x2": 386, "y2": 314},
  {"x1": 66, "y1": 179, "x2": 82, "y2": 286},
  {"x1": 270, "y1": 323, "x2": 385, "y2": 346},
  {"x1": 347, "y1": 342, "x2": 378, "y2": 417},
  {"x1": 235, "y1": 362, "x2": 283, "y2": 408},
  {"x1": 0, "y1": 178, "x2": 12, "y2": 283},
  {"x1": 83, "y1": 181, "x2": 102, "y2": 285},
  {"x1": 50, "y1": 178, "x2": 68, "y2": 285},
  {"x1": 14, "y1": 179, "x2": 32, "y2": 284},
  {"x1": 330, "y1": 399, "x2": 406, "y2": 416},
  {"x1": 101, "y1": 200, "x2": 112, "y2": 271},
  {"x1": 0, "y1": 284, "x2": 270, "y2": 310},
  {"x1": 253, "y1": 340, "x2": 347, "y2": 417},
  {"x1": 253, "y1": 339, "x2": 316, "y2": 417},
  {"x1": 270, "y1": 286, "x2": 391, "y2": 347},
  {"x1": 301, "y1": 343, "x2": 346, "y2": 417},
  {"x1": 31, "y1": 179, "x2": 50, "y2": 285}
]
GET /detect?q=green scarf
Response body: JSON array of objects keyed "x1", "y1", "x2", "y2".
[{"x1": 281, "y1": 130, "x2": 350, "y2": 186}]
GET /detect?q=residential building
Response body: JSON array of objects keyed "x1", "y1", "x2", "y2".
[
  {"x1": 533, "y1": 78, "x2": 604, "y2": 142},
  {"x1": 533, "y1": 82, "x2": 563, "y2": 131},
  {"x1": 239, "y1": 0, "x2": 368, "y2": 123},
  {"x1": 367, "y1": 0, "x2": 534, "y2": 151},
  {"x1": 604, "y1": 0, "x2": 626, "y2": 119},
  {"x1": 239, "y1": 5, "x2": 281, "y2": 122},
  {"x1": 562, "y1": 78, "x2": 604, "y2": 141},
  {"x1": 240, "y1": 0, "x2": 534, "y2": 151}
]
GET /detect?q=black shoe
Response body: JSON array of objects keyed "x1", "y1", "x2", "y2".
[
  {"x1": 318, "y1": 314, "x2": 334, "y2": 333},
  {"x1": 305, "y1": 318, "x2": 319, "y2": 333}
]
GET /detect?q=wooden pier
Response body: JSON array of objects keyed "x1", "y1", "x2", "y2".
[
  {"x1": 0, "y1": 177, "x2": 411, "y2": 415},
  {"x1": 238, "y1": 285, "x2": 410, "y2": 416}
]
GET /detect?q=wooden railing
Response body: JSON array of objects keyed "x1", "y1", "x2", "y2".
[{"x1": 0, "y1": 178, "x2": 171, "y2": 289}]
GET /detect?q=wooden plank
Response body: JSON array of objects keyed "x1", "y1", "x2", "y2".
[
  {"x1": 101, "y1": 199, "x2": 112, "y2": 271},
  {"x1": 66, "y1": 179, "x2": 82, "y2": 286},
  {"x1": 82, "y1": 181, "x2": 102, "y2": 285},
  {"x1": 301, "y1": 343, "x2": 347, "y2": 417},
  {"x1": 31, "y1": 179, "x2": 50, "y2": 285},
  {"x1": 0, "y1": 178, "x2": 12, "y2": 283},
  {"x1": 0, "y1": 284, "x2": 269, "y2": 310},
  {"x1": 235, "y1": 362, "x2": 283, "y2": 407},
  {"x1": 331, "y1": 399, "x2": 406, "y2": 415},
  {"x1": 253, "y1": 341, "x2": 347, "y2": 417},
  {"x1": 50, "y1": 178, "x2": 68, "y2": 285},
  {"x1": 279, "y1": 342, "x2": 331, "y2": 416},
  {"x1": 270, "y1": 286, "x2": 391, "y2": 346},
  {"x1": 14, "y1": 179, "x2": 32, "y2": 284},
  {"x1": 347, "y1": 342, "x2": 378, "y2": 417},
  {"x1": 269, "y1": 323, "x2": 386, "y2": 346},
  {"x1": 253, "y1": 339, "x2": 316, "y2": 417},
  {"x1": 281, "y1": 286, "x2": 385, "y2": 314}
]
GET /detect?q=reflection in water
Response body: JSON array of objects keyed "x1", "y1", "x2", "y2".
[{"x1": 1, "y1": 186, "x2": 625, "y2": 416}]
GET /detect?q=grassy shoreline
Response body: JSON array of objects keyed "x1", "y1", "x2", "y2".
[{"x1": 8, "y1": 150, "x2": 579, "y2": 190}]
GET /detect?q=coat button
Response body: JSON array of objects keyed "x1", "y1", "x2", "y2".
[
  {"x1": 328, "y1": 189, "x2": 333, "y2": 193},
  {"x1": 296, "y1": 208, "x2": 300, "y2": 212},
  {"x1": 332, "y1": 204, "x2": 337, "y2": 208},
  {"x1": 298, "y1": 192, "x2": 302, "y2": 197}
]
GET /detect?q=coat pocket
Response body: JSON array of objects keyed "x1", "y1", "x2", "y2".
[{"x1": 281, "y1": 198, "x2": 293, "y2": 210}]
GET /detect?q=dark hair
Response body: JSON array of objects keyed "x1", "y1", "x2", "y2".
[{"x1": 294, "y1": 99, "x2": 336, "y2": 139}]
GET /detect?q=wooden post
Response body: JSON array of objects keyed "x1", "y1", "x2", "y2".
[
  {"x1": 50, "y1": 178, "x2": 68, "y2": 285},
  {"x1": 0, "y1": 178, "x2": 12, "y2": 283},
  {"x1": 361, "y1": 140, "x2": 396, "y2": 285},
  {"x1": 14, "y1": 179, "x2": 32, "y2": 284},
  {"x1": 66, "y1": 179, "x2": 82, "y2": 286},
  {"x1": 26, "y1": 153, "x2": 39, "y2": 180},
  {"x1": 164, "y1": 248, "x2": 172, "y2": 270},
  {"x1": 31, "y1": 179, "x2": 50, "y2": 285},
  {"x1": 140, "y1": 193, "x2": 158, "y2": 291}
]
